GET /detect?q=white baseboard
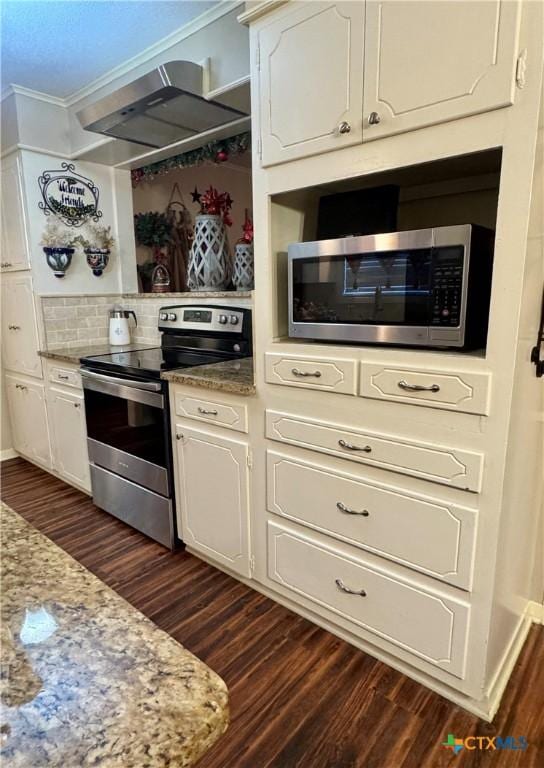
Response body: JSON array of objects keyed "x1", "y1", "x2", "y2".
[
  {"x1": 527, "y1": 600, "x2": 544, "y2": 624},
  {"x1": 0, "y1": 449, "x2": 18, "y2": 462}
]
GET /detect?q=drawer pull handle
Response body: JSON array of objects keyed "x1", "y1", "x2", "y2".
[
  {"x1": 15, "y1": 384, "x2": 27, "y2": 391},
  {"x1": 74, "y1": 403, "x2": 81, "y2": 408},
  {"x1": 291, "y1": 368, "x2": 322, "y2": 378},
  {"x1": 176, "y1": 433, "x2": 183, "y2": 441},
  {"x1": 58, "y1": 374, "x2": 70, "y2": 380},
  {"x1": 338, "y1": 439, "x2": 372, "y2": 453},
  {"x1": 197, "y1": 407, "x2": 218, "y2": 416},
  {"x1": 398, "y1": 380, "x2": 440, "y2": 393},
  {"x1": 335, "y1": 578, "x2": 366, "y2": 597},
  {"x1": 8, "y1": 325, "x2": 21, "y2": 330},
  {"x1": 1, "y1": 262, "x2": 13, "y2": 268},
  {"x1": 337, "y1": 501, "x2": 369, "y2": 517}
]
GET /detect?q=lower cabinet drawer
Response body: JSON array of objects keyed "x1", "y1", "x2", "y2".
[
  {"x1": 267, "y1": 451, "x2": 477, "y2": 589},
  {"x1": 49, "y1": 365, "x2": 81, "y2": 389},
  {"x1": 265, "y1": 353, "x2": 357, "y2": 394},
  {"x1": 174, "y1": 391, "x2": 248, "y2": 433},
  {"x1": 266, "y1": 410, "x2": 484, "y2": 492},
  {"x1": 268, "y1": 521, "x2": 470, "y2": 679}
]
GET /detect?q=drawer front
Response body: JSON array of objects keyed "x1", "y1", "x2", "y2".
[
  {"x1": 268, "y1": 522, "x2": 470, "y2": 679},
  {"x1": 360, "y1": 363, "x2": 491, "y2": 415},
  {"x1": 49, "y1": 365, "x2": 81, "y2": 390},
  {"x1": 265, "y1": 353, "x2": 357, "y2": 394},
  {"x1": 266, "y1": 410, "x2": 484, "y2": 492},
  {"x1": 267, "y1": 451, "x2": 477, "y2": 589},
  {"x1": 174, "y1": 392, "x2": 248, "y2": 433}
]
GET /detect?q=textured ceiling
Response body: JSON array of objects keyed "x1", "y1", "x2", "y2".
[{"x1": 1, "y1": 0, "x2": 219, "y2": 99}]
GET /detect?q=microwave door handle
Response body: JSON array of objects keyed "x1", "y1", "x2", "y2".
[{"x1": 80, "y1": 368, "x2": 162, "y2": 391}]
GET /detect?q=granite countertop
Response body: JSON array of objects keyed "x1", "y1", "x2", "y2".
[
  {"x1": 39, "y1": 343, "x2": 157, "y2": 365},
  {"x1": 162, "y1": 357, "x2": 256, "y2": 396},
  {"x1": 0, "y1": 504, "x2": 229, "y2": 767}
]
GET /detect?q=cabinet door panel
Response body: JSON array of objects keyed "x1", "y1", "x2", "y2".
[
  {"x1": 5, "y1": 375, "x2": 51, "y2": 468},
  {"x1": 1, "y1": 153, "x2": 30, "y2": 271},
  {"x1": 259, "y1": 2, "x2": 364, "y2": 166},
  {"x1": 49, "y1": 388, "x2": 90, "y2": 491},
  {"x1": 175, "y1": 425, "x2": 251, "y2": 577},
  {"x1": 1, "y1": 274, "x2": 42, "y2": 378},
  {"x1": 363, "y1": 0, "x2": 520, "y2": 140}
]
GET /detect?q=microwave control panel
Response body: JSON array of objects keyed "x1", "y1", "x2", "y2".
[{"x1": 430, "y1": 251, "x2": 463, "y2": 327}]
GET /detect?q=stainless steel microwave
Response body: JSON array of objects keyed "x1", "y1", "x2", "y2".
[{"x1": 288, "y1": 225, "x2": 494, "y2": 348}]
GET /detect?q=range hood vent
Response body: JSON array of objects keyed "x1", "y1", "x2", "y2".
[{"x1": 77, "y1": 61, "x2": 248, "y2": 149}]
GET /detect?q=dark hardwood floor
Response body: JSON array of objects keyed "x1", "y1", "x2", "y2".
[{"x1": 2, "y1": 457, "x2": 543, "y2": 768}]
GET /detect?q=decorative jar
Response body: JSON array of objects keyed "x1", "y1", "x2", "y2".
[
  {"x1": 187, "y1": 214, "x2": 230, "y2": 291},
  {"x1": 233, "y1": 243, "x2": 254, "y2": 290},
  {"x1": 43, "y1": 247, "x2": 74, "y2": 278}
]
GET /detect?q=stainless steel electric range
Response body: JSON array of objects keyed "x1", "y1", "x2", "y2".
[{"x1": 80, "y1": 305, "x2": 252, "y2": 548}]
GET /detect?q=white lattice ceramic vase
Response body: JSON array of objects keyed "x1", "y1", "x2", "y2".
[
  {"x1": 187, "y1": 214, "x2": 230, "y2": 291},
  {"x1": 232, "y1": 243, "x2": 254, "y2": 290}
]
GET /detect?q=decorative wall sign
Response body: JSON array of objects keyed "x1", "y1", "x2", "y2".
[{"x1": 38, "y1": 163, "x2": 103, "y2": 227}]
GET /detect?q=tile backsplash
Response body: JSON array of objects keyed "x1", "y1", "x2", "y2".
[{"x1": 40, "y1": 294, "x2": 253, "y2": 350}]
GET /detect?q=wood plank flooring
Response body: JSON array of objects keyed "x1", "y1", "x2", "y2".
[{"x1": 2, "y1": 457, "x2": 543, "y2": 768}]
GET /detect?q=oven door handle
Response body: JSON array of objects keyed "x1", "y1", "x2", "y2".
[{"x1": 80, "y1": 368, "x2": 163, "y2": 392}]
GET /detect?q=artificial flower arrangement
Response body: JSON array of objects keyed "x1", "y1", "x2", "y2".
[
  {"x1": 39, "y1": 220, "x2": 80, "y2": 278},
  {"x1": 192, "y1": 186, "x2": 233, "y2": 226}
]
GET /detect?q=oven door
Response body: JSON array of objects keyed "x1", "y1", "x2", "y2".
[{"x1": 81, "y1": 368, "x2": 170, "y2": 496}]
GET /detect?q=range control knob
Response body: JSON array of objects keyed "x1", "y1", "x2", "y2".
[
  {"x1": 159, "y1": 312, "x2": 168, "y2": 321},
  {"x1": 218, "y1": 314, "x2": 228, "y2": 325},
  {"x1": 168, "y1": 313, "x2": 177, "y2": 321},
  {"x1": 229, "y1": 315, "x2": 239, "y2": 325}
]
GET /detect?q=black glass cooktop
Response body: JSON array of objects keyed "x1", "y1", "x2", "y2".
[{"x1": 80, "y1": 347, "x2": 230, "y2": 381}]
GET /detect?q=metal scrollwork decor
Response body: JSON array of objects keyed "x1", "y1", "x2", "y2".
[{"x1": 38, "y1": 163, "x2": 103, "y2": 227}]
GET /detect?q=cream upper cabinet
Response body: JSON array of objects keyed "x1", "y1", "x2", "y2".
[
  {"x1": 48, "y1": 387, "x2": 90, "y2": 492},
  {"x1": 174, "y1": 424, "x2": 252, "y2": 577},
  {"x1": 258, "y1": 2, "x2": 365, "y2": 166},
  {"x1": 363, "y1": 0, "x2": 521, "y2": 140},
  {"x1": 5, "y1": 374, "x2": 51, "y2": 469},
  {"x1": 1, "y1": 273, "x2": 42, "y2": 378},
  {"x1": 1, "y1": 153, "x2": 30, "y2": 271}
]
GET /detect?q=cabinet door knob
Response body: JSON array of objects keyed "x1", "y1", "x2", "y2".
[
  {"x1": 368, "y1": 111, "x2": 381, "y2": 125},
  {"x1": 338, "y1": 121, "x2": 351, "y2": 135}
]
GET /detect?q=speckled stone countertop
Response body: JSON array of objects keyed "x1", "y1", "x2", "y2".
[
  {"x1": 162, "y1": 357, "x2": 256, "y2": 396},
  {"x1": 39, "y1": 343, "x2": 157, "y2": 365},
  {"x1": 0, "y1": 504, "x2": 229, "y2": 767}
]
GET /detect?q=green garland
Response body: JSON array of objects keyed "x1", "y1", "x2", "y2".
[{"x1": 131, "y1": 132, "x2": 251, "y2": 187}]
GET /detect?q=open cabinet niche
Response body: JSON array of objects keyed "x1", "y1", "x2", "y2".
[
  {"x1": 131, "y1": 153, "x2": 252, "y2": 293},
  {"x1": 270, "y1": 148, "x2": 502, "y2": 351}
]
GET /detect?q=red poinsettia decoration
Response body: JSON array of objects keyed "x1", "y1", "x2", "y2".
[
  {"x1": 238, "y1": 209, "x2": 254, "y2": 244},
  {"x1": 196, "y1": 186, "x2": 233, "y2": 226}
]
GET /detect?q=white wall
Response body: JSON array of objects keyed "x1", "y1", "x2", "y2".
[
  {"x1": 1, "y1": 92, "x2": 19, "y2": 153},
  {"x1": 20, "y1": 149, "x2": 137, "y2": 295}
]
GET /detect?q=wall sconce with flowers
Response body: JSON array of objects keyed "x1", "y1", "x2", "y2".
[
  {"x1": 78, "y1": 224, "x2": 115, "y2": 276},
  {"x1": 39, "y1": 220, "x2": 79, "y2": 278}
]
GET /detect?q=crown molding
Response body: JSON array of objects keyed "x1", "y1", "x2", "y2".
[
  {"x1": 237, "y1": 0, "x2": 287, "y2": 25},
  {"x1": 1, "y1": 84, "x2": 66, "y2": 107},
  {"x1": 64, "y1": 0, "x2": 243, "y2": 108},
  {"x1": 1, "y1": 1, "x2": 243, "y2": 110}
]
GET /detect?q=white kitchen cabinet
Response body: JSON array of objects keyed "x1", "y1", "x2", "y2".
[
  {"x1": 257, "y1": 1, "x2": 365, "y2": 166},
  {"x1": 1, "y1": 273, "x2": 43, "y2": 378},
  {"x1": 5, "y1": 374, "x2": 51, "y2": 469},
  {"x1": 363, "y1": 0, "x2": 521, "y2": 140},
  {"x1": 174, "y1": 424, "x2": 252, "y2": 577},
  {"x1": 47, "y1": 386, "x2": 90, "y2": 492},
  {"x1": 0, "y1": 153, "x2": 30, "y2": 271}
]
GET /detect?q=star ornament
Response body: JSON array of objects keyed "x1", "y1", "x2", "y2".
[{"x1": 191, "y1": 187, "x2": 201, "y2": 204}]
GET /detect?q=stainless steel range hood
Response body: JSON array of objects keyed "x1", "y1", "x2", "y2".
[{"x1": 77, "y1": 61, "x2": 248, "y2": 149}]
